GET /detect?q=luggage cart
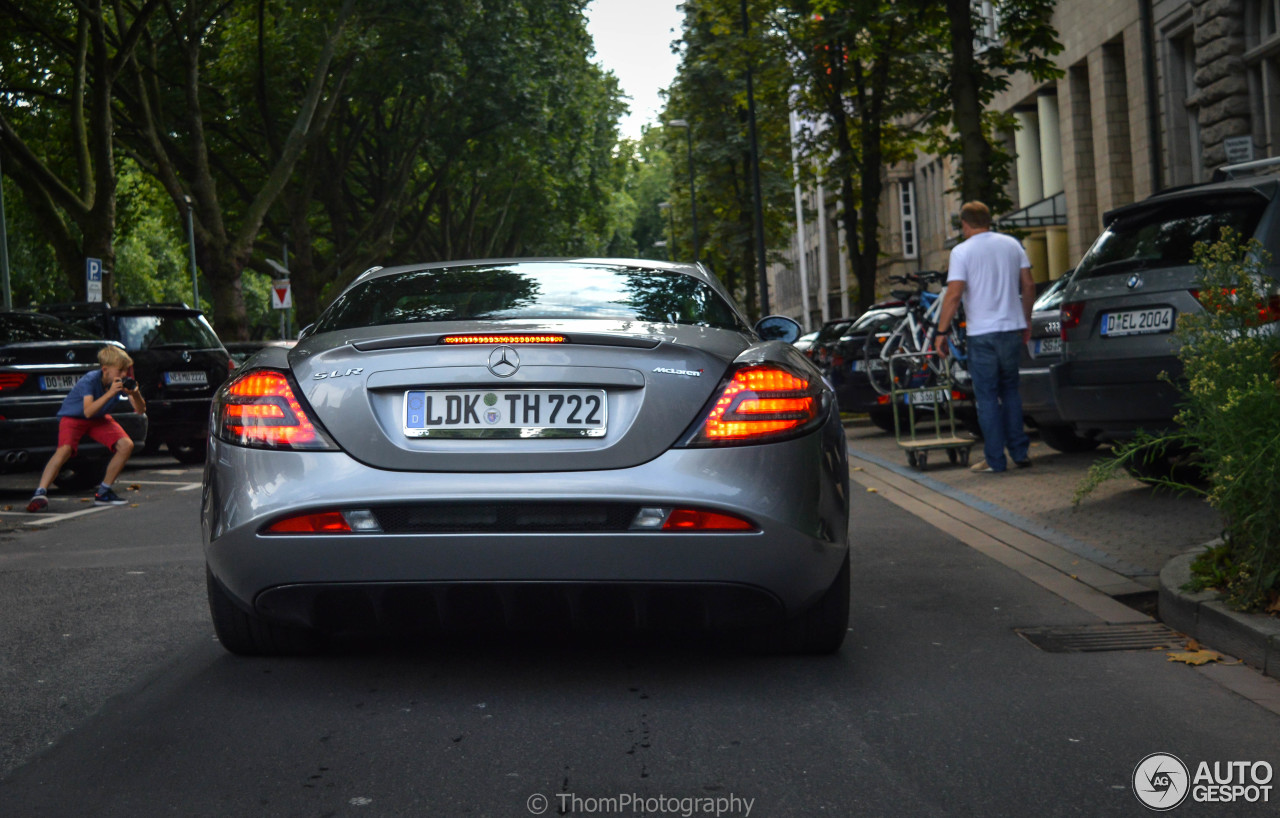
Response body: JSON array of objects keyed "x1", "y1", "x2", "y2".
[{"x1": 889, "y1": 350, "x2": 974, "y2": 470}]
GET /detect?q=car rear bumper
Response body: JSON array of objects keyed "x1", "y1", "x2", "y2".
[
  {"x1": 1019, "y1": 365, "x2": 1064, "y2": 426},
  {"x1": 1050, "y1": 356, "x2": 1183, "y2": 438},
  {"x1": 0, "y1": 413, "x2": 148, "y2": 469},
  {"x1": 145, "y1": 397, "x2": 212, "y2": 441},
  {"x1": 203, "y1": 415, "x2": 851, "y2": 628}
]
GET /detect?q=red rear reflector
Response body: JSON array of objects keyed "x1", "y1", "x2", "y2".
[
  {"x1": 218, "y1": 370, "x2": 329, "y2": 449},
  {"x1": 662, "y1": 508, "x2": 755, "y2": 531},
  {"x1": 1061, "y1": 302, "x2": 1085, "y2": 338},
  {"x1": 265, "y1": 511, "x2": 351, "y2": 533},
  {"x1": 441, "y1": 335, "x2": 566, "y2": 344},
  {"x1": 0, "y1": 373, "x2": 27, "y2": 391}
]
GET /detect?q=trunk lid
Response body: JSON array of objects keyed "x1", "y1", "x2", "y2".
[{"x1": 289, "y1": 320, "x2": 752, "y2": 472}]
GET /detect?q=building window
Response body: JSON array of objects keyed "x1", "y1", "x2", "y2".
[
  {"x1": 1166, "y1": 28, "x2": 1202, "y2": 185},
  {"x1": 1246, "y1": 0, "x2": 1280, "y2": 157},
  {"x1": 899, "y1": 181, "x2": 918, "y2": 259}
]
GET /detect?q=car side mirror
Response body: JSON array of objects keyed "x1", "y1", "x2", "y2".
[{"x1": 754, "y1": 315, "x2": 802, "y2": 343}]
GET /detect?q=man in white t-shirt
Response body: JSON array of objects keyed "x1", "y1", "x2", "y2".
[{"x1": 933, "y1": 201, "x2": 1035, "y2": 473}]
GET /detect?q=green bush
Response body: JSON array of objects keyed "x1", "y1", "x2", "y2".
[{"x1": 1074, "y1": 229, "x2": 1280, "y2": 610}]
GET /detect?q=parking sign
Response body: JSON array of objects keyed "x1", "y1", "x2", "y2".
[{"x1": 86, "y1": 258, "x2": 103, "y2": 302}]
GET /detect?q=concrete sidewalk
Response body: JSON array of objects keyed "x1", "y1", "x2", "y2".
[{"x1": 844, "y1": 419, "x2": 1280, "y2": 682}]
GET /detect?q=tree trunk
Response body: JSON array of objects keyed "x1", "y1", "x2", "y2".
[{"x1": 947, "y1": 0, "x2": 994, "y2": 205}]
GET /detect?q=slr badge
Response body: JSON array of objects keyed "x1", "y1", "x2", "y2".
[
  {"x1": 1127, "y1": 274, "x2": 1144, "y2": 290},
  {"x1": 487, "y1": 346, "x2": 520, "y2": 378}
]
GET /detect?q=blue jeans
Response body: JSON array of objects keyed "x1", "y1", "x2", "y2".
[{"x1": 966, "y1": 330, "x2": 1029, "y2": 471}]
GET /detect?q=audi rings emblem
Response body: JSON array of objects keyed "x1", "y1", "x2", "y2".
[
  {"x1": 487, "y1": 346, "x2": 521, "y2": 378},
  {"x1": 1127, "y1": 273, "x2": 1144, "y2": 290}
]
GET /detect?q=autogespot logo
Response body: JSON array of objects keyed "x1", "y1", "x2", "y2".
[{"x1": 1133, "y1": 753, "x2": 1190, "y2": 811}]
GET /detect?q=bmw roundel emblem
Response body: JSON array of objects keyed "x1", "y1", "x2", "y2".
[
  {"x1": 182, "y1": 350, "x2": 192, "y2": 362},
  {"x1": 1127, "y1": 274, "x2": 1144, "y2": 290},
  {"x1": 66, "y1": 350, "x2": 76, "y2": 361}
]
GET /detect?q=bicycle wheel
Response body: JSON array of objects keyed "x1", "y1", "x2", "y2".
[{"x1": 862, "y1": 328, "x2": 898, "y2": 395}]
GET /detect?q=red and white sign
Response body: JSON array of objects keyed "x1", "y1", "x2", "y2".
[{"x1": 270, "y1": 279, "x2": 292, "y2": 309}]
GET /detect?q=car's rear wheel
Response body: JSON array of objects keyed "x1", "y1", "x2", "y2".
[
  {"x1": 869, "y1": 407, "x2": 898, "y2": 433},
  {"x1": 756, "y1": 550, "x2": 850, "y2": 655},
  {"x1": 53, "y1": 457, "x2": 106, "y2": 490},
  {"x1": 1037, "y1": 424, "x2": 1100, "y2": 453},
  {"x1": 168, "y1": 437, "x2": 208, "y2": 464},
  {"x1": 206, "y1": 566, "x2": 324, "y2": 656},
  {"x1": 1121, "y1": 441, "x2": 1206, "y2": 486}
]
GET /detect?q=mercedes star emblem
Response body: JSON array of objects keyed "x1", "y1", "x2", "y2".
[
  {"x1": 487, "y1": 346, "x2": 520, "y2": 378},
  {"x1": 1127, "y1": 273, "x2": 1144, "y2": 290}
]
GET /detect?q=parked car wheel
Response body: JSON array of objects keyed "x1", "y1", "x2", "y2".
[
  {"x1": 869, "y1": 407, "x2": 898, "y2": 433},
  {"x1": 779, "y1": 550, "x2": 850, "y2": 654},
  {"x1": 1121, "y1": 441, "x2": 1206, "y2": 486},
  {"x1": 53, "y1": 457, "x2": 107, "y2": 490},
  {"x1": 168, "y1": 437, "x2": 208, "y2": 464},
  {"x1": 206, "y1": 567, "x2": 324, "y2": 656},
  {"x1": 1037, "y1": 424, "x2": 1100, "y2": 453}
]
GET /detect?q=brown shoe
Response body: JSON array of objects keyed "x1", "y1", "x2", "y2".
[{"x1": 970, "y1": 460, "x2": 1002, "y2": 473}]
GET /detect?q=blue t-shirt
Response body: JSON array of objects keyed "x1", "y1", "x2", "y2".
[{"x1": 57, "y1": 370, "x2": 127, "y2": 419}]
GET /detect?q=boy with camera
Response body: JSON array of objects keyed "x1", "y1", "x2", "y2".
[{"x1": 28, "y1": 345, "x2": 147, "y2": 511}]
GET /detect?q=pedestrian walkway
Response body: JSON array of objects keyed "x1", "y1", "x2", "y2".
[{"x1": 844, "y1": 421, "x2": 1221, "y2": 583}]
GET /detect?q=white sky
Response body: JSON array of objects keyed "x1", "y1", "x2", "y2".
[{"x1": 585, "y1": 0, "x2": 684, "y2": 140}]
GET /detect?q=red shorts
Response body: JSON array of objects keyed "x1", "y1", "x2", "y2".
[{"x1": 57, "y1": 415, "x2": 129, "y2": 456}]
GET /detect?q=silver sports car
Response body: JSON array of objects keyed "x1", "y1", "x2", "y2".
[{"x1": 202, "y1": 259, "x2": 850, "y2": 654}]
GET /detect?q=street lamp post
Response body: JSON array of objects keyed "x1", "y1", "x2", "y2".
[
  {"x1": 657, "y1": 202, "x2": 674, "y2": 260},
  {"x1": 667, "y1": 119, "x2": 700, "y2": 263},
  {"x1": 182, "y1": 195, "x2": 200, "y2": 310}
]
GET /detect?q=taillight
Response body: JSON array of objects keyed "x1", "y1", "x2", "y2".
[
  {"x1": 681, "y1": 364, "x2": 825, "y2": 446},
  {"x1": 0, "y1": 373, "x2": 27, "y2": 391},
  {"x1": 1061, "y1": 302, "x2": 1085, "y2": 338},
  {"x1": 265, "y1": 511, "x2": 351, "y2": 533},
  {"x1": 215, "y1": 369, "x2": 336, "y2": 450},
  {"x1": 1191, "y1": 288, "x2": 1280, "y2": 325},
  {"x1": 662, "y1": 508, "x2": 755, "y2": 531}
]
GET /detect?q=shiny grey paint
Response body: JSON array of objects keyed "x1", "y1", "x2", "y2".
[{"x1": 202, "y1": 258, "x2": 850, "y2": 627}]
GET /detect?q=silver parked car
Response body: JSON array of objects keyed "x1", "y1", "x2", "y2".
[{"x1": 202, "y1": 259, "x2": 851, "y2": 655}]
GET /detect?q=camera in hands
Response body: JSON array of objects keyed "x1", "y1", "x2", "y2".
[{"x1": 121, "y1": 377, "x2": 137, "y2": 391}]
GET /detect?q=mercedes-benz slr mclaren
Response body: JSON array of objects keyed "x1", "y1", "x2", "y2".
[{"x1": 202, "y1": 259, "x2": 850, "y2": 654}]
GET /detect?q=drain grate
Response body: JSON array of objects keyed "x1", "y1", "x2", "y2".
[{"x1": 1016, "y1": 622, "x2": 1183, "y2": 653}]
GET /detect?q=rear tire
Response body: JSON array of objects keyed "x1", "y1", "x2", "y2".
[
  {"x1": 169, "y1": 437, "x2": 208, "y2": 464},
  {"x1": 53, "y1": 458, "x2": 106, "y2": 490},
  {"x1": 1037, "y1": 424, "x2": 1100, "y2": 453},
  {"x1": 783, "y1": 550, "x2": 850, "y2": 654},
  {"x1": 1121, "y1": 442, "x2": 1206, "y2": 486},
  {"x1": 869, "y1": 407, "x2": 898, "y2": 433},
  {"x1": 206, "y1": 566, "x2": 324, "y2": 656}
]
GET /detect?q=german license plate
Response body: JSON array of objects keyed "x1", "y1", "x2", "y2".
[
  {"x1": 905, "y1": 388, "x2": 949, "y2": 406},
  {"x1": 1101, "y1": 307, "x2": 1174, "y2": 337},
  {"x1": 164, "y1": 370, "x2": 208, "y2": 386},
  {"x1": 39, "y1": 374, "x2": 80, "y2": 391},
  {"x1": 853, "y1": 359, "x2": 885, "y2": 372},
  {"x1": 404, "y1": 389, "x2": 607, "y2": 438},
  {"x1": 1034, "y1": 337, "x2": 1062, "y2": 356}
]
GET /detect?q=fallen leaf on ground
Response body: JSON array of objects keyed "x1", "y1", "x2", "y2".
[
  {"x1": 1186, "y1": 638, "x2": 1202, "y2": 651},
  {"x1": 1167, "y1": 649, "x2": 1224, "y2": 665},
  {"x1": 127, "y1": 484, "x2": 141, "y2": 491},
  {"x1": 866, "y1": 487, "x2": 878, "y2": 494}
]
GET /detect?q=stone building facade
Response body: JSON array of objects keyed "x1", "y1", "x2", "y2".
[{"x1": 770, "y1": 0, "x2": 1280, "y2": 326}]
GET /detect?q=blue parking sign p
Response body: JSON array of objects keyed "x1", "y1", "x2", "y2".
[{"x1": 86, "y1": 257, "x2": 103, "y2": 302}]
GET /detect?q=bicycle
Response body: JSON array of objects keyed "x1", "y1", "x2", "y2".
[{"x1": 862, "y1": 271, "x2": 968, "y2": 396}]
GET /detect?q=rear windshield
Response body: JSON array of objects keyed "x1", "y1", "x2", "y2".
[
  {"x1": 115, "y1": 313, "x2": 223, "y2": 351},
  {"x1": 0, "y1": 312, "x2": 101, "y2": 342},
  {"x1": 1074, "y1": 193, "x2": 1267, "y2": 280},
  {"x1": 312, "y1": 263, "x2": 750, "y2": 333}
]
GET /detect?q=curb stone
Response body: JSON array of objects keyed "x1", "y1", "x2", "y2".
[{"x1": 1159, "y1": 547, "x2": 1280, "y2": 679}]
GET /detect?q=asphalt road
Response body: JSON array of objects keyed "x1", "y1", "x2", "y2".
[{"x1": 1, "y1": 457, "x2": 1278, "y2": 816}]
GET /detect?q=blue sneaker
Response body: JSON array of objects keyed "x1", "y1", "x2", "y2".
[{"x1": 94, "y1": 487, "x2": 127, "y2": 506}]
